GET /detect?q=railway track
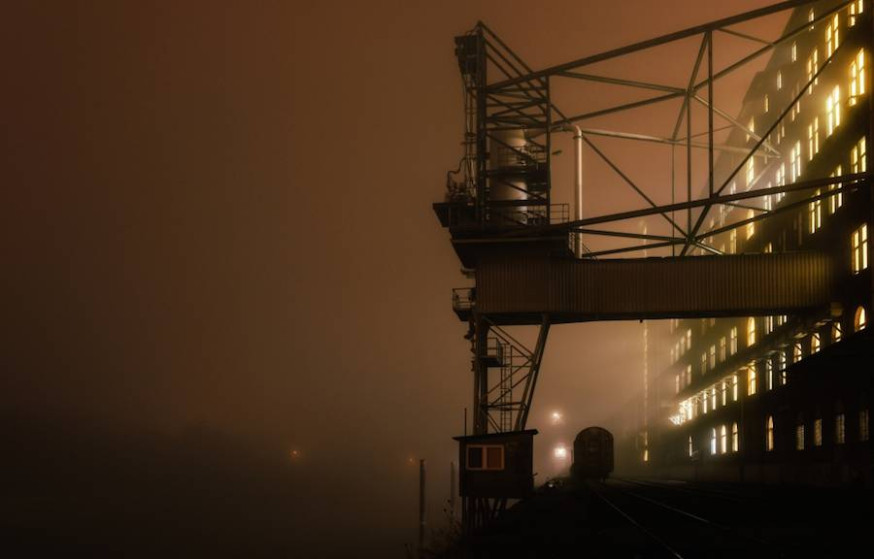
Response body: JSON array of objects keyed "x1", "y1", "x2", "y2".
[
  {"x1": 587, "y1": 479, "x2": 784, "y2": 558},
  {"x1": 454, "y1": 477, "x2": 873, "y2": 557},
  {"x1": 614, "y1": 477, "x2": 745, "y2": 503}
]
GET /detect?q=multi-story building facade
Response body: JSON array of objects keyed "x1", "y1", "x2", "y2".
[{"x1": 653, "y1": 0, "x2": 872, "y2": 486}]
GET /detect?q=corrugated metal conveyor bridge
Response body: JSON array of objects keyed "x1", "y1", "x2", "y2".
[{"x1": 467, "y1": 249, "x2": 834, "y2": 324}]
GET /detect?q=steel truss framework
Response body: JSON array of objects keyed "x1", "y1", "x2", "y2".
[
  {"x1": 455, "y1": 0, "x2": 872, "y2": 436},
  {"x1": 447, "y1": 0, "x2": 873, "y2": 532}
]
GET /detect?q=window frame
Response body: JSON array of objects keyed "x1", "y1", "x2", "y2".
[{"x1": 466, "y1": 444, "x2": 506, "y2": 471}]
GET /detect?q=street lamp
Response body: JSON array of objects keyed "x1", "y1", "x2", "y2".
[{"x1": 550, "y1": 410, "x2": 563, "y2": 425}]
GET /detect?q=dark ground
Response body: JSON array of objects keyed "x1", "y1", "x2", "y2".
[{"x1": 443, "y1": 477, "x2": 874, "y2": 558}]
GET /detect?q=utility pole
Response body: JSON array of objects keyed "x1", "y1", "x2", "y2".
[
  {"x1": 449, "y1": 461, "x2": 457, "y2": 522},
  {"x1": 418, "y1": 459, "x2": 426, "y2": 557}
]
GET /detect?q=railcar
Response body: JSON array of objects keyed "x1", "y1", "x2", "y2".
[{"x1": 571, "y1": 426, "x2": 614, "y2": 481}]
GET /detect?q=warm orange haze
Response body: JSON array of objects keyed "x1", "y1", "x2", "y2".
[{"x1": 2, "y1": 1, "x2": 871, "y2": 557}]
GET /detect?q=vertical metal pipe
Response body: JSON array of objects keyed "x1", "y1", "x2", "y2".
[
  {"x1": 475, "y1": 27, "x2": 487, "y2": 224},
  {"x1": 707, "y1": 31, "x2": 714, "y2": 198},
  {"x1": 672, "y1": 143, "x2": 676, "y2": 257},
  {"x1": 449, "y1": 461, "x2": 457, "y2": 523},
  {"x1": 686, "y1": 90, "x2": 693, "y2": 243},
  {"x1": 573, "y1": 125, "x2": 583, "y2": 258},
  {"x1": 546, "y1": 77, "x2": 553, "y2": 224},
  {"x1": 419, "y1": 459, "x2": 426, "y2": 557}
]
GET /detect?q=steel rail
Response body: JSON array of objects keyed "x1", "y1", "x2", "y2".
[{"x1": 589, "y1": 481, "x2": 686, "y2": 559}]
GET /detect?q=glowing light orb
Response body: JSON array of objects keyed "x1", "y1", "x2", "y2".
[{"x1": 553, "y1": 445, "x2": 568, "y2": 460}]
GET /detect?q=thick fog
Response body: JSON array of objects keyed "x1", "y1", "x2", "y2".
[{"x1": 2, "y1": 1, "x2": 789, "y2": 556}]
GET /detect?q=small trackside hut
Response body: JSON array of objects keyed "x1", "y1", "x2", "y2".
[{"x1": 454, "y1": 429, "x2": 538, "y2": 499}]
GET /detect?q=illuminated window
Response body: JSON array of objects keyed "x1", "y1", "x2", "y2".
[
  {"x1": 711, "y1": 428, "x2": 717, "y2": 455},
  {"x1": 766, "y1": 358, "x2": 774, "y2": 391},
  {"x1": 829, "y1": 166, "x2": 843, "y2": 214},
  {"x1": 852, "y1": 224, "x2": 869, "y2": 273},
  {"x1": 811, "y1": 332, "x2": 821, "y2": 354},
  {"x1": 746, "y1": 158, "x2": 755, "y2": 189},
  {"x1": 675, "y1": 374, "x2": 680, "y2": 394},
  {"x1": 688, "y1": 436, "x2": 694, "y2": 457},
  {"x1": 686, "y1": 364, "x2": 692, "y2": 386},
  {"x1": 719, "y1": 337, "x2": 726, "y2": 362},
  {"x1": 746, "y1": 117, "x2": 755, "y2": 143},
  {"x1": 797, "y1": 421, "x2": 806, "y2": 451},
  {"x1": 703, "y1": 391, "x2": 709, "y2": 414},
  {"x1": 686, "y1": 329, "x2": 692, "y2": 351},
  {"x1": 826, "y1": 13, "x2": 840, "y2": 58},
  {"x1": 851, "y1": 137, "x2": 867, "y2": 175},
  {"x1": 775, "y1": 164, "x2": 786, "y2": 202},
  {"x1": 721, "y1": 381, "x2": 727, "y2": 406},
  {"x1": 861, "y1": 409, "x2": 870, "y2": 441},
  {"x1": 729, "y1": 229, "x2": 737, "y2": 254},
  {"x1": 701, "y1": 352, "x2": 707, "y2": 375},
  {"x1": 850, "y1": 49, "x2": 866, "y2": 106},
  {"x1": 766, "y1": 416, "x2": 775, "y2": 451},
  {"x1": 809, "y1": 189, "x2": 822, "y2": 234},
  {"x1": 467, "y1": 444, "x2": 505, "y2": 470},
  {"x1": 747, "y1": 364, "x2": 757, "y2": 396},
  {"x1": 732, "y1": 375, "x2": 738, "y2": 401},
  {"x1": 746, "y1": 210, "x2": 755, "y2": 240},
  {"x1": 794, "y1": 342, "x2": 803, "y2": 363},
  {"x1": 779, "y1": 351, "x2": 788, "y2": 385},
  {"x1": 709, "y1": 345, "x2": 716, "y2": 369},
  {"x1": 814, "y1": 417, "x2": 823, "y2": 446},
  {"x1": 711, "y1": 387, "x2": 717, "y2": 411},
  {"x1": 720, "y1": 425, "x2": 728, "y2": 454},
  {"x1": 850, "y1": 0, "x2": 864, "y2": 26},
  {"x1": 807, "y1": 48, "x2": 819, "y2": 93},
  {"x1": 826, "y1": 86, "x2": 841, "y2": 136},
  {"x1": 764, "y1": 315, "x2": 774, "y2": 335},
  {"x1": 790, "y1": 141, "x2": 802, "y2": 182},
  {"x1": 836, "y1": 411, "x2": 846, "y2": 444},
  {"x1": 807, "y1": 117, "x2": 819, "y2": 160},
  {"x1": 730, "y1": 327, "x2": 738, "y2": 355},
  {"x1": 855, "y1": 306, "x2": 868, "y2": 332},
  {"x1": 747, "y1": 317, "x2": 756, "y2": 347},
  {"x1": 732, "y1": 422, "x2": 739, "y2": 452},
  {"x1": 808, "y1": 8, "x2": 815, "y2": 31},
  {"x1": 792, "y1": 42, "x2": 797, "y2": 62}
]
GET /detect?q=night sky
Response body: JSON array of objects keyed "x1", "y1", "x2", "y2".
[{"x1": 2, "y1": 1, "x2": 789, "y2": 556}]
